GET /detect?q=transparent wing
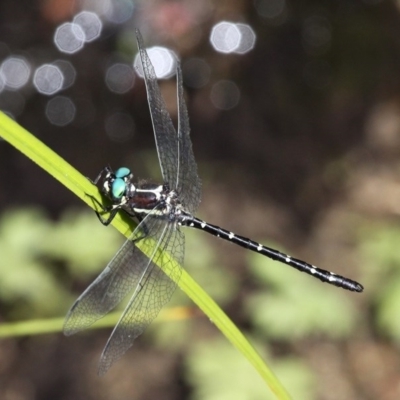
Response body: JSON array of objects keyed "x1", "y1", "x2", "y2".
[
  {"x1": 136, "y1": 30, "x2": 179, "y2": 190},
  {"x1": 63, "y1": 210, "x2": 171, "y2": 335},
  {"x1": 176, "y1": 63, "x2": 201, "y2": 214},
  {"x1": 98, "y1": 219, "x2": 184, "y2": 375}
]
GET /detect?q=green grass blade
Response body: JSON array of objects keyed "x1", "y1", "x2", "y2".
[
  {"x1": 0, "y1": 111, "x2": 292, "y2": 399},
  {"x1": 0, "y1": 307, "x2": 192, "y2": 337}
]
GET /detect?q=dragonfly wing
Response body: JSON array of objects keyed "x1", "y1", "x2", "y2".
[
  {"x1": 176, "y1": 63, "x2": 201, "y2": 214},
  {"x1": 136, "y1": 30, "x2": 179, "y2": 190},
  {"x1": 98, "y1": 220, "x2": 184, "y2": 375},
  {"x1": 63, "y1": 212, "x2": 164, "y2": 336}
]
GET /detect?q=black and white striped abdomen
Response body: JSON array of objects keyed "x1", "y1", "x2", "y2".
[{"x1": 179, "y1": 214, "x2": 363, "y2": 293}]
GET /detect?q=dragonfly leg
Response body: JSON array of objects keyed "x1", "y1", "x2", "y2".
[
  {"x1": 90, "y1": 166, "x2": 113, "y2": 185},
  {"x1": 135, "y1": 215, "x2": 150, "y2": 236},
  {"x1": 95, "y1": 208, "x2": 119, "y2": 226},
  {"x1": 86, "y1": 191, "x2": 147, "y2": 228},
  {"x1": 86, "y1": 193, "x2": 119, "y2": 226}
]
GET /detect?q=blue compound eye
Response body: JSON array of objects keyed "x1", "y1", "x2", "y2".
[
  {"x1": 115, "y1": 167, "x2": 131, "y2": 179},
  {"x1": 111, "y1": 178, "x2": 126, "y2": 199}
]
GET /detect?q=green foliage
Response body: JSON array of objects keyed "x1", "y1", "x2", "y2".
[
  {"x1": 377, "y1": 278, "x2": 400, "y2": 340},
  {"x1": 185, "y1": 338, "x2": 315, "y2": 400},
  {"x1": 149, "y1": 312, "x2": 192, "y2": 352},
  {"x1": 0, "y1": 208, "x2": 66, "y2": 317},
  {"x1": 358, "y1": 222, "x2": 400, "y2": 289},
  {"x1": 358, "y1": 222, "x2": 400, "y2": 341},
  {"x1": 42, "y1": 208, "x2": 123, "y2": 279},
  {"x1": 185, "y1": 229, "x2": 239, "y2": 305},
  {"x1": 0, "y1": 207, "x2": 121, "y2": 319}
]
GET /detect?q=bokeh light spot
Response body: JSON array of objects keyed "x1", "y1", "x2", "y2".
[
  {"x1": 254, "y1": 0, "x2": 286, "y2": 19},
  {"x1": 105, "y1": 63, "x2": 135, "y2": 93},
  {"x1": 134, "y1": 46, "x2": 176, "y2": 79},
  {"x1": 302, "y1": 16, "x2": 332, "y2": 54},
  {"x1": 234, "y1": 24, "x2": 256, "y2": 54},
  {"x1": 33, "y1": 64, "x2": 64, "y2": 95},
  {"x1": 54, "y1": 22, "x2": 85, "y2": 54},
  {"x1": 0, "y1": 57, "x2": 31, "y2": 89},
  {"x1": 79, "y1": 0, "x2": 110, "y2": 15},
  {"x1": 105, "y1": 0, "x2": 135, "y2": 24},
  {"x1": 210, "y1": 80, "x2": 240, "y2": 110},
  {"x1": 210, "y1": 22, "x2": 256, "y2": 54},
  {"x1": 52, "y1": 60, "x2": 76, "y2": 89},
  {"x1": 210, "y1": 21, "x2": 241, "y2": 54},
  {"x1": 45, "y1": 96, "x2": 76, "y2": 126},
  {"x1": 73, "y1": 11, "x2": 102, "y2": 42}
]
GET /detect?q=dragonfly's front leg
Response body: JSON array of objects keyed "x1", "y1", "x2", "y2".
[
  {"x1": 90, "y1": 166, "x2": 113, "y2": 186},
  {"x1": 86, "y1": 193, "x2": 120, "y2": 226},
  {"x1": 87, "y1": 190, "x2": 143, "y2": 227},
  {"x1": 96, "y1": 207, "x2": 119, "y2": 226}
]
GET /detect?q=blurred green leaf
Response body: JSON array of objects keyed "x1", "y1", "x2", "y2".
[
  {"x1": 358, "y1": 221, "x2": 400, "y2": 340},
  {"x1": 0, "y1": 207, "x2": 124, "y2": 319},
  {"x1": 185, "y1": 338, "x2": 315, "y2": 400},
  {"x1": 377, "y1": 276, "x2": 400, "y2": 340},
  {"x1": 185, "y1": 230, "x2": 239, "y2": 305},
  {"x1": 0, "y1": 306, "x2": 194, "y2": 338},
  {"x1": 358, "y1": 221, "x2": 400, "y2": 291},
  {"x1": 0, "y1": 208, "x2": 69, "y2": 317},
  {"x1": 148, "y1": 306, "x2": 194, "y2": 352},
  {"x1": 273, "y1": 358, "x2": 315, "y2": 400},
  {"x1": 43, "y1": 208, "x2": 123, "y2": 278}
]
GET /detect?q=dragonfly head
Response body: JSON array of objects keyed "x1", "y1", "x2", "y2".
[{"x1": 104, "y1": 167, "x2": 135, "y2": 202}]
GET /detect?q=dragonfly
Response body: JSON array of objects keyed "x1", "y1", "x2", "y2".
[{"x1": 64, "y1": 29, "x2": 363, "y2": 376}]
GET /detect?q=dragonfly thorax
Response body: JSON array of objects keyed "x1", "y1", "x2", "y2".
[
  {"x1": 130, "y1": 184, "x2": 184, "y2": 220},
  {"x1": 101, "y1": 166, "x2": 184, "y2": 219}
]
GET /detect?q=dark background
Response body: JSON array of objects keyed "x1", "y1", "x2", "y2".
[{"x1": 1, "y1": 0, "x2": 400, "y2": 399}]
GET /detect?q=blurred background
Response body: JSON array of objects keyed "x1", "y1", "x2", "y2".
[{"x1": 0, "y1": 0, "x2": 400, "y2": 399}]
